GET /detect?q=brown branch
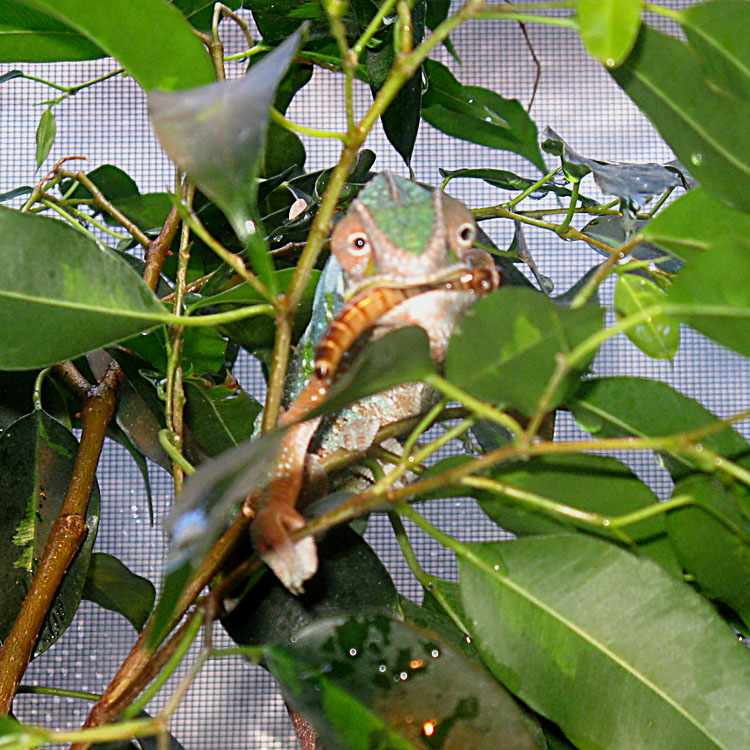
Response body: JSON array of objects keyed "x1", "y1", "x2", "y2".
[{"x1": 0, "y1": 365, "x2": 122, "y2": 713}]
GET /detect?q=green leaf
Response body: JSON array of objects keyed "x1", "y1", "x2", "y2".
[
  {"x1": 63, "y1": 164, "x2": 139, "y2": 204},
  {"x1": 669, "y1": 236, "x2": 750, "y2": 357},
  {"x1": 249, "y1": 0, "x2": 333, "y2": 44},
  {"x1": 445, "y1": 288, "x2": 603, "y2": 416},
  {"x1": 308, "y1": 327, "x2": 436, "y2": 418},
  {"x1": 23, "y1": 0, "x2": 214, "y2": 89},
  {"x1": 265, "y1": 614, "x2": 541, "y2": 750},
  {"x1": 576, "y1": 0, "x2": 642, "y2": 67},
  {"x1": 111, "y1": 193, "x2": 173, "y2": 232},
  {"x1": 679, "y1": 0, "x2": 750, "y2": 101},
  {"x1": 0, "y1": 1, "x2": 103, "y2": 62},
  {"x1": 614, "y1": 273, "x2": 679, "y2": 359},
  {"x1": 0, "y1": 206, "x2": 167, "y2": 370},
  {"x1": 610, "y1": 25, "x2": 750, "y2": 213},
  {"x1": 149, "y1": 28, "x2": 303, "y2": 253},
  {"x1": 459, "y1": 536, "x2": 750, "y2": 750},
  {"x1": 422, "y1": 59, "x2": 546, "y2": 172},
  {"x1": 666, "y1": 475, "x2": 750, "y2": 630},
  {"x1": 183, "y1": 373, "x2": 262, "y2": 457},
  {"x1": 34, "y1": 107, "x2": 56, "y2": 170},
  {"x1": 222, "y1": 525, "x2": 397, "y2": 647},
  {"x1": 568, "y1": 377, "x2": 750, "y2": 481},
  {"x1": 82, "y1": 552, "x2": 156, "y2": 631},
  {"x1": 640, "y1": 188, "x2": 750, "y2": 265},
  {"x1": 0, "y1": 410, "x2": 100, "y2": 656},
  {"x1": 480, "y1": 453, "x2": 681, "y2": 575}
]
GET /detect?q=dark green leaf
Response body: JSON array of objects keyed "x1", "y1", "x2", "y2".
[
  {"x1": 568, "y1": 377, "x2": 750, "y2": 481},
  {"x1": 0, "y1": 186, "x2": 32, "y2": 202},
  {"x1": 64, "y1": 164, "x2": 139, "y2": 204},
  {"x1": 265, "y1": 614, "x2": 541, "y2": 750},
  {"x1": 308, "y1": 327, "x2": 436, "y2": 419},
  {"x1": 614, "y1": 273, "x2": 679, "y2": 359},
  {"x1": 459, "y1": 536, "x2": 750, "y2": 750},
  {"x1": 34, "y1": 107, "x2": 56, "y2": 169},
  {"x1": 183, "y1": 373, "x2": 262, "y2": 457},
  {"x1": 0, "y1": 2, "x2": 103, "y2": 62},
  {"x1": 0, "y1": 206, "x2": 167, "y2": 370},
  {"x1": 365, "y1": 0, "x2": 425, "y2": 166},
  {"x1": 0, "y1": 410, "x2": 100, "y2": 656},
  {"x1": 0, "y1": 370, "x2": 74, "y2": 434},
  {"x1": 440, "y1": 167, "x2": 597, "y2": 205},
  {"x1": 679, "y1": 0, "x2": 750, "y2": 101},
  {"x1": 611, "y1": 25, "x2": 750, "y2": 213},
  {"x1": 249, "y1": 0, "x2": 333, "y2": 44},
  {"x1": 480, "y1": 453, "x2": 681, "y2": 575},
  {"x1": 82, "y1": 552, "x2": 155, "y2": 631},
  {"x1": 149, "y1": 28, "x2": 303, "y2": 254},
  {"x1": 111, "y1": 193, "x2": 172, "y2": 231},
  {"x1": 576, "y1": 0, "x2": 642, "y2": 67},
  {"x1": 422, "y1": 59, "x2": 546, "y2": 172},
  {"x1": 669, "y1": 237, "x2": 750, "y2": 356},
  {"x1": 640, "y1": 188, "x2": 750, "y2": 265},
  {"x1": 666, "y1": 475, "x2": 750, "y2": 630},
  {"x1": 24, "y1": 0, "x2": 214, "y2": 89},
  {"x1": 445, "y1": 288, "x2": 603, "y2": 416},
  {"x1": 222, "y1": 525, "x2": 397, "y2": 647}
]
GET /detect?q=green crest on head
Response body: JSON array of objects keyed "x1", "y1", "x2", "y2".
[{"x1": 358, "y1": 174, "x2": 435, "y2": 255}]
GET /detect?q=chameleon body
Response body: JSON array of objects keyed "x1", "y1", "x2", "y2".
[{"x1": 252, "y1": 172, "x2": 499, "y2": 592}]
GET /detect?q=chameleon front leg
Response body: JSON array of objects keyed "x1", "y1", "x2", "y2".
[{"x1": 252, "y1": 377, "x2": 327, "y2": 593}]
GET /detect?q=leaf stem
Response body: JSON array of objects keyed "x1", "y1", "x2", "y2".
[
  {"x1": 269, "y1": 107, "x2": 348, "y2": 141},
  {"x1": 556, "y1": 179, "x2": 580, "y2": 233},
  {"x1": 505, "y1": 167, "x2": 559, "y2": 208}
]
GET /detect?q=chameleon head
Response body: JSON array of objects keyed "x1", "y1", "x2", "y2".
[{"x1": 330, "y1": 172, "x2": 481, "y2": 286}]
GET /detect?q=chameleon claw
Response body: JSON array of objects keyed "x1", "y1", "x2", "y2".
[{"x1": 252, "y1": 507, "x2": 318, "y2": 594}]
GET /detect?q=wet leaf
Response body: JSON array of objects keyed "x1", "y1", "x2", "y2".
[
  {"x1": 183, "y1": 373, "x2": 262, "y2": 457},
  {"x1": 445, "y1": 288, "x2": 603, "y2": 416},
  {"x1": 24, "y1": 0, "x2": 213, "y2": 89},
  {"x1": 0, "y1": 410, "x2": 100, "y2": 656},
  {"x1": 669, "y1": 237, "x2": 750, "y2": 357},
  {"x1": 611, "y1": 25, "x2": 750, "y2": 213},
  {"x1": 666, "y1": 475, "x2": 750, "y2": 630},
  {"x1": 460, "y1": 536, "x2": 750, "y2": 750},
  {"x1": 0, "y1": 2, "x2": 103, "y2": 62},
  {"x1": 542, "y1": 126, "x2": 679, "y2": 207},
  {"x1": 582, "y1": 214, "x2": 682, "y2": 274},
  {"x1": 614, "y1": 273, "x2": 679, "y2": 359},
  {"x1": 0, "y1": 206, "x2": 167, "y2": 370},
  {"x1": 576, "y1": 0, "x2": 642, "y2": 67},
  {"x1": 422, "y1": 59, "x2": 546, "y2": 172},
  {"x1": 82, "y1": 552, "x2": 156, "y2": 631},
  {"x1": 568, "y1": 377, "x2": 750, "y2": 481},
  {"x1": 479, "y1": 453, "x2": 681, "y2": 575},
  {"x1": 222, "y1": 525, "x2": 397, "y2": 647},
  {"x1": 34, "y1": 107, "x2": 56, "y2": 170},
  {"x1": 640, "y1": 188, "x2": 750, "y2": 265},
  {"x1": 265, "y1": 614, "x2": 541, "y2": 750},
  {"x1": 149, "y1": 28, "x2": 303, "y2": 245}
]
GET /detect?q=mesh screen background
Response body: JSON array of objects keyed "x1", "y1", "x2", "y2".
[{"x1": 2, "y1": 2, "x2": 748, "y2": 747}]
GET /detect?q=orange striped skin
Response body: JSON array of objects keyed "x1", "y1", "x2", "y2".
[{"x1": 314, "y1": 266, "x2": 501, "y2": 382}]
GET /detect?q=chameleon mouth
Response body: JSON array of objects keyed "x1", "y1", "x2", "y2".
[{"x1": 346, "y1": 261, "x2": 490, "y2": 300}]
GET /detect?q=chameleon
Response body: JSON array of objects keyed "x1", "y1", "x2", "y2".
[{"x1": 251, "y1": 172, "x2": 500, "y2": 593}]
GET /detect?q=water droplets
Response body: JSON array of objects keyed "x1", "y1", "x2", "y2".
[{"x1": 690, "y1": 153, "x2": 703, "y2": 166}]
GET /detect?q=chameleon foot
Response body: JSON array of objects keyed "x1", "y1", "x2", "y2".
[{"x1": 252, "y1": 506, "x2": 318, "y2": 594}]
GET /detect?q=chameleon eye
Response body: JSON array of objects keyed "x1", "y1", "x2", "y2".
[
  {"x1": 348, "y1": 232, "x2": 371, "y2": 256},
  {"x1": 456, "y1": 222, "x2": 476, "y2": 247}
]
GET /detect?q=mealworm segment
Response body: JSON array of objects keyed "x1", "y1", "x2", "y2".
[{"x1": 314, "y1": 265, "x2": 501, "y2": 382}]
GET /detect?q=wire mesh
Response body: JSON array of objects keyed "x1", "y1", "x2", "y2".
[{"x1": 2, "y1": 2, "x2": 747, "y2": 747}]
